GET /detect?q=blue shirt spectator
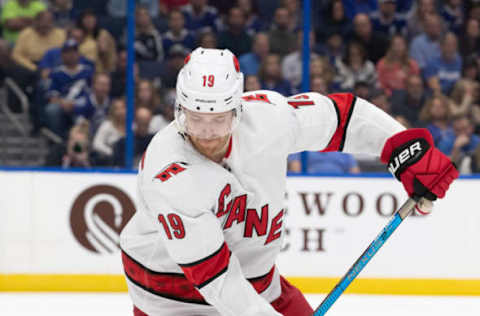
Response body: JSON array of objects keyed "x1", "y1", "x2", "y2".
[
  {"x1": 39, "y1": 47, "x2": 95, "y2": 71},
  {"x1": 436, "y1": 116, "x2": 480, "y2": 172},
  {"x1": 437, "y1": 128, "x2": 480, "y2": 156},
  {"x1": 369, "y1": 1, "x2": 407, "y2": 36},
  {"x1": 162, "y1": 10, "x2": 196, "y2": 53},
  {"x1": 427, "y1": 123, "x2": 454, "y2": 147},
  {"x1": 48, "y1": 62, "x2": 93, "y2": 98},
  {"x1": 423, "y1": 53, "x2": 462, "y2": 95},
  {"x1": 288, "y1": 152, "x2": 360, "y2": 173},
  {"x1": 239, "y1": 52, "x2": 261, "y2": 76},
  {"x1": 423, "y1": 32, "x2": 462, "y2": 95},
  {"x1": 409, "y1": 14, "x2": 443, "y2": 71},
  {"x1": 238, "y1": 32, "x2": 270, "y2": 76},
  {"x1": 181, "y1": 2, "x2": 220, "y2": 34}
]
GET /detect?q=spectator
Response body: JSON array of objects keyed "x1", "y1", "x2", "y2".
[
  {"x1": 282, "y1": 0, "x2": 301, "y2": 31},
  {"x1": 350, "y1": 13, "x2": 389, "y2": 63},
  {"x1": 369, "y1": 88, "x2": 391, "y2": 114},
  {"x1": 238, "y1": 32, "x2": 269, "y2": 76},
  {"x1": 258, "y1": 54, "x2": 292, "y2": 96},
  {"x1": 76, "y1": 9, "x2": 117, "y2": 73},
  {"x1": 424, "y1": 32, "x2": 462, "y2": 95},
  {"x1": 0, "y1": 39, "x2": 38, "y2": 115},
  {"x1": 181, "y1": 0, "x2": 220, "y2": 34},
  {"x1": 44, "y1": 120, "x2": 94, "y2": 168},
  {"x1": 333, "y1": 41, "x2": 377, "y2": 92},
  {"x1": 440, "y1": 0, "x2": 464, "y2": 34},
  {"x1": 237, "y1": 0, "x2": 263, "y2": 36},
  {"x1": 317, "y1": 32, "x2": 346, "y2": 65},
  {"x1": 244, "y1": 74, "x2": 261, "y2": 91},
  {"x1": 409, "y1": 13, "x2": 444, "y2": 71},
  {"x1": 162, "y1": 10, "x2": 196, "y2": 54},
  {"x1": 310, "y1": 75, "x2": 329, "y2": 95},
  {"x1": 86, "y1": 73, "x2": 112, "y2": 134},
  {"x1": 44, "y1": 39, "x2": 94, "y2": 138},
  {"x1": 196, "y1": 30, "x2": 217, "y2": 48},
  {"x1": 92, "y1": 97, "x2": 126, "y2": 165},
  {"x1": 135, "y1": 79, "x2": 161, "y2": 113},
  {"x1": 12, "y1": 10, "x2": 66, "y2": 71},
  {"x1": 218, "y1": 7, "x2": 252, "y2": 57},
  {"x1": 419, "y1": 94, "x2": 453, "y2": 145},
  {"x1": 268, "y1": 7, "x2": 296, "y2": 58},
  {"x1": 376, "y1": 35, "x2": 420, "y2": 95},
  {"x1": 369, "y1": 0, "x2": 407, "y2": 36},
  {"x1": 459, "y1": 18, "x2": 480, "y2": 59},
  {"x1": 131, "y1": 6, "x2": 164, "y2": 62},
  {"x1": 110, "y1": 49, "x2": 139, "y2": 98},
  {"x1": 437, "y1": 115, "x2": 480, "y2": 169},
  {"x1": 49, "y1": 0, "x2": 74, "y2": 28},
  {"x1": 317, "y1": 0, "x2": 351, "y2": 41},
  {"x1": 113, "y1": 107, "x2": 155, "y2": 167},
  {"x1": 353, "y1": 80, "x2": 370, "y2": 99},
  {"x1": 406, "y1": 0, "x2": 437, "y2": 40},
  {"x1": 462, "y1": 56, "x2": 479, "y2": 82},
  {"x1": 390, "y1": 74, "x2": 427, "y2": 126},
  {"x1": 159, "y1": 44, "x2": 189, "y2": 89},
  {"x1": 281, "y1": 30, "x2": 317, "y2": 91},
  {"x1": 288, "y1": 151, "x2": 360, "y2": 173},
  {"x1": 1, "y1": 0, "x2": 46, "y2": 43},
  {"x1": 341, "y1": 0, "x2": 378, "y2": 20},
  {"x1": 38, "y1": 26, "x2": 95, "y2": 79},
  {"x1": 449, "y1": 79, "x2": 479, "y2": 117},
  {"x1": 309, "y1": 56, "x2": 335, "y2": 92}
]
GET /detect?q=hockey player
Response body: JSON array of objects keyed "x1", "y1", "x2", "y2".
[{"x1": 120, "y1": 48, "x2": 458, "y2": 316}]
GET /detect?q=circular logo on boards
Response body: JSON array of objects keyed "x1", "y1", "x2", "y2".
[{"x1": 70, "y1": 185, "x2": 135, "y2": 254}]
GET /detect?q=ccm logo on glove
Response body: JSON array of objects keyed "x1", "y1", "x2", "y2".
[{"x1": 388, "y1": 139, "x2": 429, "y2": 179}]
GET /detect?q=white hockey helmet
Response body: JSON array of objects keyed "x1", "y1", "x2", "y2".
[{"x1": 175, "y1": 47, "x2": 244, "y2": 138}]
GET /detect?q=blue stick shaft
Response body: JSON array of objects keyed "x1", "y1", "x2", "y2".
[{"x1": 313, "y1": 198, "x2": 417, "y2": 316}]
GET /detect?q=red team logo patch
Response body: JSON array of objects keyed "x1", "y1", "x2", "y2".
[{"x1": 155, "y1": 163, "x2": 187, "y2": 182}]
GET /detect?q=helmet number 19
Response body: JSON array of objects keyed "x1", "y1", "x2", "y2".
[{"x1": 203, "y1": 75, "x2": 215, "y2": 87}]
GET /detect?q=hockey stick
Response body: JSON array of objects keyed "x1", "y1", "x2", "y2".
[{"x1": 313, "y1": 197, "x2": 423, "y2": 316}]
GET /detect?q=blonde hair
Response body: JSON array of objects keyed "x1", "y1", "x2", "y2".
[
  {"x1": 70, "y1": 120, "x2": 90, "y2": 139},
  {"x1": 450, "y1": 79, "x2": 479, "y2": 104},
  {"x1": 310, "y1": 56, "x2": 335, "y2": 85},
  {"x1": 419, "y1": 94, "x2": 452, "y2": 122}
]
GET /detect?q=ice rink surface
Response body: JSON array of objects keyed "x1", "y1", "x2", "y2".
[{"x1": 1, "y1": 293, "x2": 480, "y2": 315}]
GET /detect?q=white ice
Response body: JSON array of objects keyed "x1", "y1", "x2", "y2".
[{"x1": 1, "y1": 293, "x2": 480, "y2": 315}]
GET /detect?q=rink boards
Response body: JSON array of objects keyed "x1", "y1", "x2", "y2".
[{"x1": 1, "y1": 169, "x2": 479, "y2": 295}]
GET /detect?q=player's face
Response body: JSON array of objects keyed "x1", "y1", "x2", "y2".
[
  {"x1": 184, "y1": 109, "x2": 234, "y2": 140},
  {"x1": 184, "y1": 109, "x2": 234, "y2": 161}
]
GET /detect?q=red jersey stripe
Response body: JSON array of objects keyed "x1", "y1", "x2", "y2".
[
  {"x1": 322, "y1": 93, "x2": 357, "y2": 152},
  {"x1": 122, "y1": 250, "x2": 275, "y2": 304},
  {"x1": 179, "y1": 242, "x2": 231, "y2": 289}
]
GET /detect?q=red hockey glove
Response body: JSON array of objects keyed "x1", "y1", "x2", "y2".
[{"x1": 380, "y1": 129, "x2": 458, "y2": 200}]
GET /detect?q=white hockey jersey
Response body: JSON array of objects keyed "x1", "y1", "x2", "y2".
[{"x1": 120, "y1": 90, "x2": 405, "y2": 316}]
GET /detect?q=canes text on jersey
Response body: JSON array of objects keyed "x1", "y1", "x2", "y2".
[{"x1": 216, "y1": 184, "x2": 283, "y2": 245}]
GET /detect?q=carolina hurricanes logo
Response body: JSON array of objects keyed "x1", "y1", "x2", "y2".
[{"x1": 70, "y1": 185, "x2": 135, "y2": 254}]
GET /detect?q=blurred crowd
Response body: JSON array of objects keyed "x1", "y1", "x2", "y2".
[{"x1": 1, "y1": 0, "x2": 480, "y2": 174}]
